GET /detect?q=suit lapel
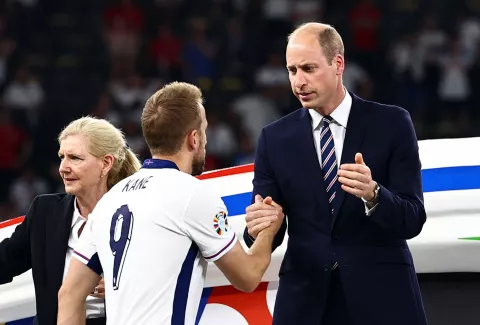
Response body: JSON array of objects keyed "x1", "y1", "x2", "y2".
[
  {"x1": 45, "y1": 195, "x2": 75, "y2": 290},
  {"x1": 332, "y1": 94, "x2": 369, "y2": 226}
]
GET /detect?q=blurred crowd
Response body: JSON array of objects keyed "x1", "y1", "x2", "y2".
[{"x1": 1, "y1": 0, "x2": 480, "y2": 220}]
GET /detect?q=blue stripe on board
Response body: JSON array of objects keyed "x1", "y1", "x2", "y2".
[
  {"x1": 221, "y1": 166, "x2": 480, "y2": 217},
  {"x1": 422, "y1": 166, "x2": 480, "y2": 192}
]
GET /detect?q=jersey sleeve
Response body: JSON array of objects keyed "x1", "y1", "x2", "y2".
[
  {"x1": 184, "y1": 182, "x2": 237, "y2": 262},
  {"x1": 72, "y1": 217, "x2": 103, "y2": 275}
]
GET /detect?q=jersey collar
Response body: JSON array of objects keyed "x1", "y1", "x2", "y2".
[{"x1": 141, "y1": 159, "x2": 179, "y2": 170}]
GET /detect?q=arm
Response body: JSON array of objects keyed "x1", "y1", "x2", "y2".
[
  {"x1": 0, "y1": 197, "x2": 37, "y2": 284},
  {"x1": 184, "y1": 182, "x2": 283, "y2": 293},
  {"x1": 369, "y1": 109, "x2": 426, "y2": 239},
  {"x1": 57, "y1": 259, "x2": 101, "y2": 325},
  {"x1": 243, "y1": 128, "x2": 287, "y2": 251},
  {"x1": 215, "y1": 230, "x2": 277, "y2": 293}
]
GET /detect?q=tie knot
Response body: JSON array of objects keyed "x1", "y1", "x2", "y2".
[{"x1": 323, "y1": 116, "x2": 333, "y2": 125}]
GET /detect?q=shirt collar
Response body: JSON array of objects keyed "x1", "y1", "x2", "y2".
[
  {"x1": 308, "y1": 88, "x2": 352, "y2": 130},
  {"x1": 71, "y1": 198, "x2": 85, "y2": 229}
]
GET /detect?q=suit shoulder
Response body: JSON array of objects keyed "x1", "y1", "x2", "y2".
[
  {"x1": 32, "y1": 193, "x2": 74, "y2": 209},
  {"x1": 359, "y1": 97, "x2": 411, "y2": 120},
  {"x1": 262, "y1": 108, "x2": 303, "y2": 133},
  {"x1": 34, "y1": 193, "x2": 71, "y2": 203}
]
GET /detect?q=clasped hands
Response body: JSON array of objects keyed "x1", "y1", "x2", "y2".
[{"x1": 246, "y1": 153, "x2": 376, "y2": 238}]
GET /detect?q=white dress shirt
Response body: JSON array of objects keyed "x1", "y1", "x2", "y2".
[
  {"x1": 63, "y1": 199, "x2": 105, "y2": 319},
  {"x1": 309, "y1": 88, "x2": 376, "y2": 215}
]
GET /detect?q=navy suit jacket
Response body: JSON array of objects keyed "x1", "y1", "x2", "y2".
[{"x1": 243, "y1": 93, "x2": 428, "y2": 325}]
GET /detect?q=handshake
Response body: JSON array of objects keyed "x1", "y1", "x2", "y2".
[{"x1": 246, "y1": 194, "x2": 285, "y2": 240}]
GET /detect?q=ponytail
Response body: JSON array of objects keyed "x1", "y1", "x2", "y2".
[{"x1": 107, "y1": 147, "x2": 142, "y2": 189}]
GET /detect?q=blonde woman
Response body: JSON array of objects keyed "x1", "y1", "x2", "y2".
[{"x1": 0, "y1": 116, "x2": 141, "y2": 325}]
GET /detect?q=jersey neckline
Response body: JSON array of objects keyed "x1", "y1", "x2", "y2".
[{"x1": 141, "y1": 159, "x2": 179, "y2": 170}]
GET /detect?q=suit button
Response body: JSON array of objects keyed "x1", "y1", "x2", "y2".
[
  {"x1": 333, "y1": 235, "x2": 338, "y2": 241},
  {"x1": 323, "y1": 265, "x2": 329, "y2": 272}
]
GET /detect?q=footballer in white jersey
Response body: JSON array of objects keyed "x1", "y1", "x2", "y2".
[{"x1": 72, "y1": 159, "x2": 236, "y2": 325}]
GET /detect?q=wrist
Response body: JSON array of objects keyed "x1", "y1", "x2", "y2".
[
  {"x1": 363, "y1": 182, "x2": 380, "y2": 204},
  {"x1": 256, "y1": 231, "x2": 275, "y2": 241}
]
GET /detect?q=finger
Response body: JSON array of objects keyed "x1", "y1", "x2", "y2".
[
  {"x1": 252, "y1": 209, "x2": 280, "y2": 221},
  {"x1": 250, "y1": 221, "x2": 272, "y2": 237},
  {"x1": 337, "y1": 170, "x2": 369, "y2": 184},
  {"x1": 247, "y1": 215, "x2": 279, "y2": 229},
  {"x1": 338, "y1": 177, "x2": 368, "y2": 190},
  {"x1": 269, "y1": 199, "x2": 282, "y2": 210},
  {"x1": 263, "y1": 196, "x2": 273, "y2": 205},
  {"x1": 341, "y1": 184, "x2": 363, "y2": 197},
  {"x1": 355, "y1": 152, "x2": 365, "y2": 165},
  {"x1": 340, "y1": 163, "x2": 369, "y2": 174},
  {"x1": 245, "y1": 201, "x2": 276, "y2": 214},
  {"x1": 255, "y1": 194, "x2": 264, "y2": 203}
]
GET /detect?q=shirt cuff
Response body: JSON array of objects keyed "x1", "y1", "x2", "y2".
[{"x1": 364, "y1": 202, "x2": 378, "y2": 216}]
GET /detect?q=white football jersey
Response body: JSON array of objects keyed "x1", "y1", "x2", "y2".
[{"x1": 73, "y1": 159, "x2": 237, "y2": 325}]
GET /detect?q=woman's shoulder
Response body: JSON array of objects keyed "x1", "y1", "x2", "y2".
[{"x1": 31, "y1": 193, "x2": 75, "y2": 209}]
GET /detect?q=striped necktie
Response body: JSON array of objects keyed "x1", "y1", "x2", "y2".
[{"x1": 320, "y1": 116, "x2": 338, "y2": 214}]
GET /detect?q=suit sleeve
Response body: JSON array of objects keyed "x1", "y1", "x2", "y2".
[
  {"x1": 369, "y1": 109, "x2": 426, "y2": 239},
  {"x1": 0, "y1": 197, "x2": 37, "y2": 284},
  {"x1": 243, "y1": 128, "x2": 287, "y2": 252}
]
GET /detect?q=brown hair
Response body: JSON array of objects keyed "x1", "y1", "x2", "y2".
[
  {"x1": 288, "y1": 23, "x2": 345, "y2": 65},
  {"x1": 141, "y1": 81, "x2": 203, "y2": 156},
  {"x1": 58, "y1": 116, "x2": 142, "y2": 189}
]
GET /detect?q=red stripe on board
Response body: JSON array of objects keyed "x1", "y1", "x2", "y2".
[
  {"x1": 197, "y1": 163, "x2": 254, "y2": 180},
  {"x1": 0, "y1": 215, "x2": 25, "y2": 229},
  {"x1": 0, "y1": 164, "x2": 255, "y2": 230}
]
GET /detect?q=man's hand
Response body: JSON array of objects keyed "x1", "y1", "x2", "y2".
[
  {"x1": 245, "y1": 195, "x2": 284, "y2": 239},
  {"x1": 338, "y1": 153, "x2": 376, "y2": 201},
  {"x1": 258, "y1": 196, "x2": 285, "y2": 238},
  {"x1": 89, "y1": 278, "x2": 105, "y2": 298}
]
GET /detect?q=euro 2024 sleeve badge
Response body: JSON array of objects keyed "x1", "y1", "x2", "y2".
[{"x1": 213, "y1": 211, "x2": 229, "y2": 236}]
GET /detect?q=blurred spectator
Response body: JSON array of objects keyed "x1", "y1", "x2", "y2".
[
  {"x1": 292, "y1": 0, "x2": 324, "y2": 25},
  {"x1": 181, "y1": 17, "x2": 217, "y2": 89},
  {"x1": 103, "y1": 0, "x2": 144, "y2": 77},
  {"x1": 205, "y1": 111, "x2": 237, "y2": 165},
  {"x1": 9, "y1": 165, "x2": 48, "y2": 215},
  {"x1": 3, "y1": 64, "x2": 44, "y2": 131},
  {"x1": 149, "y1": 23, "x2": 182, "y2": 79},
  {"x1": 348, "y1": 0, "x2": 381, "y2": 73},
  {"x1": 230, "y1": 82, "x2": 281, "y2": 151},
  {"x1": 437, "y1": 39, "x2": 471, "y2": 119},
  {"x1": 0, "y1": 108, "x2": 31, "y2": 203},
  {"x1": 0, "y1": 38, "x2": 16, "y2": 86}
]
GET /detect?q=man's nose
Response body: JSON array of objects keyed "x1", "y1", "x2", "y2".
[{"x1": 294, "y1": 71, "x2": 307, "y2": 88}]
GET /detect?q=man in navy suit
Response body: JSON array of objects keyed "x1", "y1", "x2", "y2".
[{"x1": 243, "y1": 22, "x2": 428, "y2": 325}]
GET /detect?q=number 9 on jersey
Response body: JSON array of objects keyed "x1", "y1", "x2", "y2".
[{"x1": 109, "y1": 204, "x2": 134, "y2": 290}]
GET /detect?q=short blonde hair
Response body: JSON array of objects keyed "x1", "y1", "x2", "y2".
[
  {"x1": 58, "y1": 116, "x2": 141, "y2": 189},
  {"x1": 288, "y1": 23, "x2": 345, "y2": 65},
  {"x1": 141, "y1": 81, "x2": 203, "y2": 156}
]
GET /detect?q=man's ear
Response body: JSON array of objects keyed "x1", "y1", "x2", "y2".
[
  {"x1": 335, "y1": 54, "x2": 344, "y2": 75},
  {"x1": 186, "y1": 129, "x2": 198, "y2": 151}
]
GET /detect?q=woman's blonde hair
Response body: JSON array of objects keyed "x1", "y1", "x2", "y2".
[{"x1": 58, "y1": 116, "x2": 142, "y2": 189}]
